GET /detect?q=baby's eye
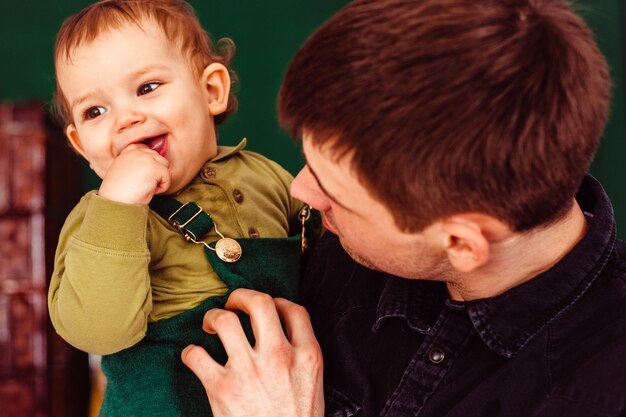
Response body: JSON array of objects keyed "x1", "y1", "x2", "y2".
[
  {"x1": 138, "y1": 82, "x2": 161, "y2": 95},
  {"x1": 84, "y1": 106, "x2": 107, "y2": 120}
]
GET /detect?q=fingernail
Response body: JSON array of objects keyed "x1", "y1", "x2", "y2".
[{"x1": 182, "y1": 344, "x2": 196, "y2": 354}]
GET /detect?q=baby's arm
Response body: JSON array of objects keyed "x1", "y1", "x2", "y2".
[{"x1": 48, "y1": 192, "x2": 153, "y2": 355}]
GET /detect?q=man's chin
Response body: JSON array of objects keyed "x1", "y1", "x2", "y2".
[{"x1": 338, "y1": 239, "x2": 381, "y2": 272}]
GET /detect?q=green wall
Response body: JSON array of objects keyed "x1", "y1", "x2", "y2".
[
  {"x1": 582, "y1": 1, "x2": 626, "y2": 238},
  {"x1": 0, "y1": 0, "x2": 350, "y2": 175},
  {"x1": 1, "y1": 1, "x2": 624, "y2": 237}
]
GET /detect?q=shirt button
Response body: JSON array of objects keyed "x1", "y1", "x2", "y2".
[
  {"x1": 202, "y1": 167, "x2": 216, "y2": 180},
  {"x1": 232, "y1": 189, "x2": 244, "y2": 204},
  {"x1": 428, "y1": 348, "x2": 445, "y2": 364},
  {"x1": 248, "y1": 227, "x2": 260, "y2": 238}
]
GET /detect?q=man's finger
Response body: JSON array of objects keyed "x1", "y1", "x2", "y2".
[
  {"x1": 223, "y1": 288, "x2": 288, "y2": 348},
  {"x1": 202, "y1": 308, "x2": 254, "y2": 360},
  {"x1": 181, "y1": 344, "x2": 221, "y2": 385},
  {"x1": 274, "y1": 297, "x2": 318, "y2": 348}
]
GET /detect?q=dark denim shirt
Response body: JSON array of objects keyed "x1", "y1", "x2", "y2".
[{"x1": 300, "y1": 176, "x2": 626, "y2": 417}]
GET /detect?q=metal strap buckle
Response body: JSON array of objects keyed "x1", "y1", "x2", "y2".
[
  {"x1": 167, "y1": 202, "x2": 203, "y2": 241},
  {"x1": 165, "y1": 201, "x2": 242, "y2": 262}
]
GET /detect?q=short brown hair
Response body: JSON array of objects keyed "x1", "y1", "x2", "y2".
[
  {"x1": 278, "y1": 0, "x2": 611, "y2": 232},
  {"x1": 53, "y1": 0, "x2": 237, "y2": 126}
]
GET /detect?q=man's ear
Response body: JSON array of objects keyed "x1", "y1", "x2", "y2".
[
  {"x1": 440, "y1": 214, "x2": 510, "y2": 272},
  {"x1": 66, "y1": 124, "x2": 87, "y2": 159},
  {"x1": 201, "y1": 63, "x2": 230, "y2": 116}
]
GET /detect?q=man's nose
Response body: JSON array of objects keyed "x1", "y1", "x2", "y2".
[{"x1": 290, "y1": 165, "x2": 331, "y2": 211}]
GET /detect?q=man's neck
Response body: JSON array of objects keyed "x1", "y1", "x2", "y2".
[{"x1": 447, "y1": 200, "x2": 589, "y2": 301}]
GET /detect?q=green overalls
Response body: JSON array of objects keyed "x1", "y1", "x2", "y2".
[{"x1": 98, "y1": 197, "x2": 318, "y2": 417}]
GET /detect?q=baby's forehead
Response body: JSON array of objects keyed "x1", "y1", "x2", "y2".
[
  {"x1": 57, "y1": 17, "x2": 177, "y2": 65},
  {"x1": 56, "y1": 22, "x2": 191, "y2": 87}
]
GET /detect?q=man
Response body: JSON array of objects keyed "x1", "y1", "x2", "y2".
[{"x1": 181, "y1": 0, "x2": 626, "y2": 416}]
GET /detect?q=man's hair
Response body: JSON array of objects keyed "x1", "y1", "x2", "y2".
[
  {"x1": 278, "y1": 0, "x2": 611, "y2": 232},
  {"x1": 53, "y1": 0, "x2": 237, "y2": 126}
]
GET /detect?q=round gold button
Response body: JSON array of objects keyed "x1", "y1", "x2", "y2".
[{"x1": 215, "y1": 238, "x2": 242, "y2": 263}]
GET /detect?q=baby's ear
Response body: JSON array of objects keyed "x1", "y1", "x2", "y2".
[
  {"x1": 201, "y1": 63, "x2": 230, "y2": 116},
  {"x1": 66, "y1": 124, "x2": 87, "y2": 158}
]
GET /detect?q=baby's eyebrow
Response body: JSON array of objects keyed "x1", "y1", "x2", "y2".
[
  {"x1": 69, "y1": 65, "x2": 171, "y2": 110},
  {"x1": 70, "y1": 88, "x2": 106, "y2": 111},
  {"x1": 70, "y1": 94, "x2": 89, "y2": 111},
  {"x1": 126, "y1": 64, "x2": 170, "y2": 80}
]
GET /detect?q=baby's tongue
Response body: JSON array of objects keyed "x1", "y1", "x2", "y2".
[{"x1": 143, "y1": 135, "x2": 166, "y2": 152}]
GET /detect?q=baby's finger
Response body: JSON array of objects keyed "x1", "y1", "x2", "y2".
[{"x1": 154, "y1": 163, "x2": 171, "y2": 194}]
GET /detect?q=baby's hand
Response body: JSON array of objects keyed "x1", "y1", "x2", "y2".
[{"x1": 98, "y1": 144, "x2": 171, "y2": 205}]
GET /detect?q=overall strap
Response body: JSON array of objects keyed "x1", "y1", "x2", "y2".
[{"x1": 149, "y1": 196, "x2": 214, "y2": 242}]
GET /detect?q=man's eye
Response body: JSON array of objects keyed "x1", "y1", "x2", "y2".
[
  {"x1": 138, "y1": 82, "x2": 161, "y2": 95},
  {"x1": 84, "y1": 106, "x2": 107, "y2": 120}
]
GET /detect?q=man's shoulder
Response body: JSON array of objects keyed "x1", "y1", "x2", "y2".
[
  {"x1": 611, "y1": 239, "x2": 626, "y2": 278},
  {"x1": 546, "y1": 239, "x2": 626, "y2": 414},
  {"x1": 557, "y1": 237, "x2": 626, "y2": 336}
]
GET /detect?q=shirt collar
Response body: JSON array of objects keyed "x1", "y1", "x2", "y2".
[
  {"x1": 211, "y1": 137, "x2": 247, "y2": 162},
  {"x1": 373, "y1": 277, "x2": 445, "y2": 334},
  {"x1": 466, "y1": 175, "x2": 616, "y2": 357},
  {"x1": 187, "y1": 138, "x2": 247, "y2": 187},
  {"x1": 373, "y1": 175, "x2": 616, "y2": 357}
]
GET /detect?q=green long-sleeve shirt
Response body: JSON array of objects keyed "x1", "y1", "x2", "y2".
[{"x1": 48, "y1": 139, "x2": 304, "y2": 355}]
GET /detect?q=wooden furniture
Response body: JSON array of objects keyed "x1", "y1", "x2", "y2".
[{"x1": 0, "y1": 102, "x2": 90, "y2": 417}]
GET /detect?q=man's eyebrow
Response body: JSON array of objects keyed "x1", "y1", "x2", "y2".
[{"x1": 306, "y1": 162, "x2": 353, "y2": 212}]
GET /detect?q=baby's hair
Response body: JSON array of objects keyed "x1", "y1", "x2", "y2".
[{"x1": 53, "y1": 0, "x2": 237, "y2": 126}]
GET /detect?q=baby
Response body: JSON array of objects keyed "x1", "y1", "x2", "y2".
[{"x1": 47, "y1": 1, "x2": 314, "y2": 416}]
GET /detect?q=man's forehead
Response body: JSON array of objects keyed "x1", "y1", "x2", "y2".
[{"x1": 302, "y1": 132, "x2": 353, "y2": 163}]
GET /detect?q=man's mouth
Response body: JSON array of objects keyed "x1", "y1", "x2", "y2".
[{"x1": 141, "y1": 134, "x2": 168, "y2": 156}]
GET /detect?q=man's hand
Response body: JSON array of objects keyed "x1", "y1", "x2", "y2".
[
  {"x1": 98, "y1": 144, "x2": 170, "y2": 205},
  {"x1": 181, "y1": 288, "x2": 324, "y2": 417}
]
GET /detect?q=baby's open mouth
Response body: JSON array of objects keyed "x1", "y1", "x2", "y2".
[{"x1": 141, "y1": 134, "x2": 167, "y2": 156}]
